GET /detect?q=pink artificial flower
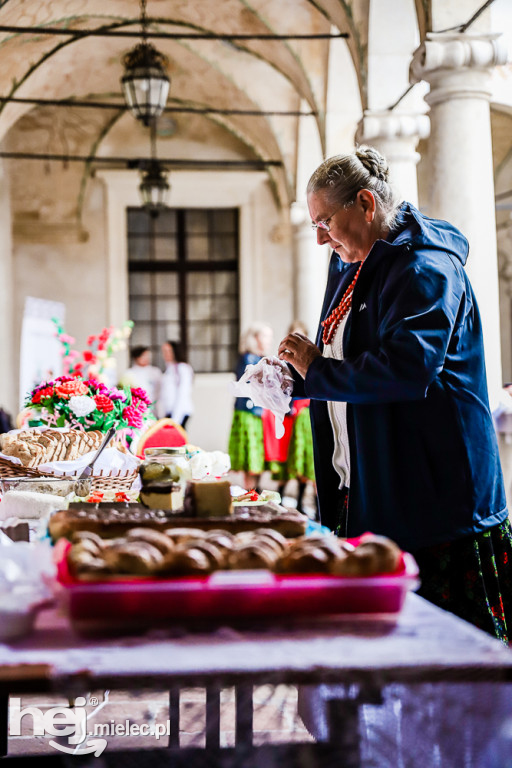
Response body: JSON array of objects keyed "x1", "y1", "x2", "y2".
[
  {"x1": 122, "y1": 404, "x2": 144, "y2": 428},
  {"x1": 59, "y1": 334, "x2": 76, "y2": 345},
  {"x1": 130, "y1": 387, "x2": 151, "y2": 405},
  {"x1": 87, "y1": 335, "x2": 97, "y2": 346}
]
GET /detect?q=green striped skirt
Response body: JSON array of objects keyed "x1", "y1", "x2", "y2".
[{"x1": 228, "y1": 410, "x2": 265, "y2": 475}]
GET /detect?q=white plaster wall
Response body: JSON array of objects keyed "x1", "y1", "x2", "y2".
[{"x1": 12, "y1": 178, "x2": 109, "y2": 410}]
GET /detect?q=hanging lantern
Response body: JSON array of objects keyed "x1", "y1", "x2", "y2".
[
  {"x1": 139, "y1": 160, "x2": 170, "y2": 216},
  {"x1": 122, "y1": 42, "x2": 170, "y2": 126},
  {"x1": 121, "y1": 0, "x2": 170, "y2": 126}
]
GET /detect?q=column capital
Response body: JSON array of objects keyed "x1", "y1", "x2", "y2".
[
  {"x1": 356, "y1": 110, "x2": 430, "y2": 147},
  {"x1": 411, "y1": 33, "x2": 507, "y2": 80},
  {"x1": 410, "y1": 33, "x2": 508, "y2": 104}
]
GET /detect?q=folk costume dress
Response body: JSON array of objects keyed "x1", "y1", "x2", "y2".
[
  {"x1": 263, "y1": 398, "x2": 315, "y2": 485},
  {"x1": 228, "y1": 352, "x2": 265, "y2": 476}
]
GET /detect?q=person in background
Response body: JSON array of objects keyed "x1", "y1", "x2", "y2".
[
  {"x1": 278, "y1": 145, "x2": 512, "y2": 642},
  {"x1": 157, "y1": 340, "x2": 194, "y2": 429},
  {"x1": 228, "y1": 322, "x2": 274, "y2": 492},
  {"x1": 263, "y1": 321, "x2": 316, "y2": 515},
  {"x1": 0, "y1": 407, "x2": 13, "y2": 434},
  {"x1": 121, "y1": 345, "x2": 162, "y2": 406}
]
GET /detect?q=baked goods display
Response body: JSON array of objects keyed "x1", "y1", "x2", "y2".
[
  {"x1": 65, "y1": 528, "x2": 402, "y2": 580},
  {"x1": 48, "y1": 501, "x2": 308, "y2": 541},
  {"x1": 0, "y1": 429, "x2": 104, "y2": 467}
]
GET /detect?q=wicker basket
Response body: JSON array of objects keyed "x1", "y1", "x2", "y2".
[{"x1": 0, "y1": 457, "x2": 138, "y2": 493}]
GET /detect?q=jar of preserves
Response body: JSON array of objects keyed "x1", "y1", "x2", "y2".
[
  {"x1": 139, "y1": 447, "x2": 189, "y2": 511},
  {"x1": 139, "y1": 446, "x2": 188, "y2": 484}
]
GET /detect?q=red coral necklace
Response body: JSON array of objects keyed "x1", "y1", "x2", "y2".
[{"x1": 321, "y1": 262, "x2": 363, "y2": 345}]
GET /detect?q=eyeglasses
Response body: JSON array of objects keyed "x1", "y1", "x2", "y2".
[{"x1": 311, "y1": 205, "x2": 343, "y2": 232}]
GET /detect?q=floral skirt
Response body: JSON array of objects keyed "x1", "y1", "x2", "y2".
[
  {"x1": 228, "y1": 410, "x2": 265, "y2": 475},
  {"x1": 268, "y1": 408, "x2": 316, "y2": 483},
  {"x1": 412, "y1": 519, "x2": 512, "y2": 644}
]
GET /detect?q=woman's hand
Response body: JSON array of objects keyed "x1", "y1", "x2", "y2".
[{"x1": 278, "y1": 332, "x2": 322, "y2": 378}]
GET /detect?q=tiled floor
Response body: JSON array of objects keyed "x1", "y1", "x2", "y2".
[{"x1": 7, "y1": 685, "x2": 314, "y2": 755}]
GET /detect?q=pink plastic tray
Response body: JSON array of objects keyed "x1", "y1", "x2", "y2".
[{"x1": 54, "y1": 538, "x2": 420, "y2": 626}]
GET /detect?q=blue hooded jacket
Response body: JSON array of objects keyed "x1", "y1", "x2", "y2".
[{"x1": 298, "y1": 202, "x2": 507, "y2": 551}]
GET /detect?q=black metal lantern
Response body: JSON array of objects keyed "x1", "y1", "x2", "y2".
[
  {"x1": 139, "y1": 159, "x2": 170, "y2": 215},
  {"x1": 121, "y1": 0, "x2": 170, "y2": 125}
]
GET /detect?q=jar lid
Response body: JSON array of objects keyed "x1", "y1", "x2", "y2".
[{"x1": 144, "y1": 446, "x2": 187, "y2": 457}]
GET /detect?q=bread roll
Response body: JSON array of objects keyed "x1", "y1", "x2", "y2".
[
  {"x1": 228, "y1": 541, "x2": 278, "y2": 570},
  {"x1": 126, "y1": 528, "x2": 175, "y2": 557},
  {"x1": 103, "y1": 541, "x2": 164, "y2": 575}
]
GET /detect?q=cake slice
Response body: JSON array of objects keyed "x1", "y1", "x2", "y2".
[{"x1": 183, "y1": 479, "x2": 233, "y2": 518}]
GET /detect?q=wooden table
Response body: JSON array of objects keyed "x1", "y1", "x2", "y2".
[{"x1": 1, "y1": 593, "x2": 512, "y2": 766}]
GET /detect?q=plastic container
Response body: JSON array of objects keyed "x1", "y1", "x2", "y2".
[{"x1": 54, "y1": 539, "x2": 420, "y2": 629}]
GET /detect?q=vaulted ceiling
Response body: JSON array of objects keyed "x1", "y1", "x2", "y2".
[{"x1": 0, "y1": 0, "x2": 510, "y2": 226}]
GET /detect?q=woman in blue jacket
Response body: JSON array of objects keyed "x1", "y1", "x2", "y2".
[{"x1": 278, "y1": 146, "x2": 512, "y2": 642}]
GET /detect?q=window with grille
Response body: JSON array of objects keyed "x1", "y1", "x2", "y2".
[{"x1": 127, "y1": 207, "x2": 240, "y2": 373}]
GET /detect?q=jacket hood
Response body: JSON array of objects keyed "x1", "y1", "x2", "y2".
[{"x1": 392, "y1": 202, "x2": 469, "y2": 266}]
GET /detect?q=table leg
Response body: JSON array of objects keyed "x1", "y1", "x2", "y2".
[
  {"x1": 235, "y1": 684, "x2": 253, "y2": 747},
  {"x1": 327, "y1": 698, "x2": 360, "y2": 766},
  {"x1": 205, "y1": 684, "x2": 221, "y2": 749},
  {"x1": 0, "y1": 694, "x2": 7, "y2": 757},
  {"x1": 168, "y1": 686, "x2": 180, "y2": 748}
]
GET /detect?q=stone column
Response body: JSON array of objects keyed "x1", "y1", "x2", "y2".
[
  {"x1": 355, "y1": 111, "x2": 430, "y2": 206},
  {"x1": 410, "y1": 33, "x2": 508, "y2": 400},
  {"x1": 291, "y1": 201, "x2": 329, "y2": 340},
  {"x1": 0, "y1": 158, "x2": 15, "y2": 418}
]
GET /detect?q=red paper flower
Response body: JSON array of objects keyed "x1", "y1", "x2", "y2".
[
  {"x1": 31, "y1": 386, "x2": 55, "y2": 404},
  {"x1": 83, "y1": 351, "x2": 96, "y2": 363},
  {"x1": 94, "y1": 394, "x2": 114, "y2": 413},
  {"x1": 55, "y1": 380, "x2": 89, "y2": 399},
  {"x1": 122, "y1": 404, "x2": 144, "y2": 428}
]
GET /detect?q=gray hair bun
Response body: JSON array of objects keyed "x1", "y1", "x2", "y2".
[{"x1": 355, "y1": 145, "x2": 390, "y2": 182}]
